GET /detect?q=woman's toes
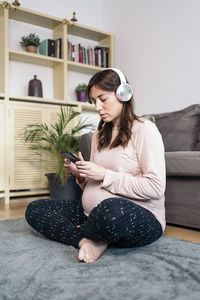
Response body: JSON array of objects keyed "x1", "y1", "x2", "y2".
[
  {"x1": 84, "y1": 256, "x2": 94, "y2": 263},
  {"x1": 78, "y1": 247, "x2": 85, "y2": 261},
  {"x1": 78, "y1": 240, "x2": 108, "y2": 263}
]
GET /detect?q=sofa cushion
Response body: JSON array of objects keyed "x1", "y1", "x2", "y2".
[
  {"x1": 153, "y1": 104, "x2": 200, "y2": 151},
  {"x1": 78, "y1": 132, "x2": 93, "y2": 160},
  {"x1": 165, "y1": 151, "x2": 200, "y2": 176}
]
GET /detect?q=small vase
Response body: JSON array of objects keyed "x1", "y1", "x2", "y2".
[
  {"x1": 26, "y1": 45, "x2": 37, "y2": 53},
  {"x1": 28, "y1": 75, "x2": 43, "y2": 97},
  {"x1": 76, "y1": 91, "x2": 87, "y2": 102}
]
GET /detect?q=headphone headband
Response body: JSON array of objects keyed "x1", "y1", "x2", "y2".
[{"x1": 106, "y1": 68, "x2": 127, "y2": 84}]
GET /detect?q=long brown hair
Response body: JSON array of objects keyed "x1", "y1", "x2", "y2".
[{"x1": 87, "y1": 69, "x2": 139, "y2": 151}]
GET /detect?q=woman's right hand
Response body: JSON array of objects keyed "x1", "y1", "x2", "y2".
[{"x1": 64, "y1": 152, "x2": 85, "y2": 183}]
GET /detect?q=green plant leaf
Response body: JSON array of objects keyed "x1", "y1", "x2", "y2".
[
  {"x1": 21, "y1": 106, "x2": 94, "y2": 184},
  {"x1": 20, "y1": 33, "x2": 40, "y2": 48}
]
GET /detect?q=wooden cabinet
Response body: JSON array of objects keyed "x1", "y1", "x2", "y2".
[
  {"x1": 7, "y1": 101, "x2": 81, "y2": 199},
  {"x1": 0, "y1": 102, "x2": 5, "y2": 197},
  {"x1": 0, "y1": 1, "x2": 114, "y2": 203}
]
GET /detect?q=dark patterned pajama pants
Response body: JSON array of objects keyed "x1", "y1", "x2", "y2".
[{"x1": 25, "y1": 197, "x2": 163, "y2": 249}]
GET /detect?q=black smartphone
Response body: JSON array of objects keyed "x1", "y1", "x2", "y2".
[{"x1": 61, "y1": 152, "x2": 81, "y2": 163}]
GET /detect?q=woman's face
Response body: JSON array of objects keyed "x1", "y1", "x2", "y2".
[{"x1": 90, "y1": 85, "x2": 123, "y2": 126}]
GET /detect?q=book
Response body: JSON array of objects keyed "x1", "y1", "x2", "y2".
[
  {"x1": 94, "y1": 46, "x2": 109, "y2": 67},
  {"x1": 78, "y1": 44, "x2": 82, "y2": 63},
  {"x1": 67, "y1": 40, "x2": 109, "y2": 67},
  {"x1": 55, "y1": 40, "x2": 58, "y2": 58},
  {"x1": 72, "y1": 44, "x2": 75, "y2": 61},
  {"x1": 39, "y1": 39, "x2": 55, "y2": 57}
]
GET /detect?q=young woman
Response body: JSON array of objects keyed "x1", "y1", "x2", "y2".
[{"x1": 25, "y1": 68, "x2": 166, "y2": 263}]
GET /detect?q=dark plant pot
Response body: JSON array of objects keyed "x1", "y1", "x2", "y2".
[
  {"x1": 45, "y1": 173, "x2": 82, "y2": 201},
  {"x1": 76, "y1": 91, "x2": 87, "y2": 102}
]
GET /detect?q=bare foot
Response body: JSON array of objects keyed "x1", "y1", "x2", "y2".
[{"x1": 78, "y1": 238, "x2": 108, "y2": 263}]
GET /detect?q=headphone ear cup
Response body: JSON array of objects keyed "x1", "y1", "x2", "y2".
[{"x1": 116, "y1": 83, "x2": 133, "y2": 102}]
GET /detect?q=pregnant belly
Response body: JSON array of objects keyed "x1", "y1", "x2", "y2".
[{"x1": 81, "y1": 180, "x2": 118, "y2": 216}]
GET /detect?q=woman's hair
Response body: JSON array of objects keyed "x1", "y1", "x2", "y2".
[{"x1": 86, "y1": 69, "x2": 140, "y2": 151}]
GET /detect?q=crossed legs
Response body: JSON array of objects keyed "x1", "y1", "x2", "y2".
[{"x1": 25, "y1": 197, "x2": 163, "y2": 263}]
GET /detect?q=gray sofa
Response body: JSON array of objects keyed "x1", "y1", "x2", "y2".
[
  {"x1": 146, "y1": 104, "x2": 200, "y2": 229},
  {"x1": 79, "y1": 104, "x2": 200, "y2": 229}
]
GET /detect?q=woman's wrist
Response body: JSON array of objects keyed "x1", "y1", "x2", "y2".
[{"x1": 101, "y1": 168, "x2": 106, "y2": 181}]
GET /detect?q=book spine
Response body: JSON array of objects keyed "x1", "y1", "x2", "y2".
[
  {"x1": 55, "y1": 40, "x2": 58, "y2": 58},
  {"x1": 58, "y1": 38, "x2": 62, "y2": 58},
  {"x1": 85, "y1": 47, "x2": 88, "y2": 65},
  {"x1": 103, "y1": 49, "x2": 106, "y2": 68},
  {"x1": 92, "y1": 48, "x2": 95, "y2": 66},
  {"x1": 106, "y1": 48, "x2": 109, "y2": 67},
  {"x1": 101, "y1": 48, "x2": 104, "y2": 67},
  {"x1": 98, "y1": 49, "x2": 101, "y2": 67},
  {"x1": 39, "y1": 40, "x2": 48, "y2": 56},
  {"x1": 72, "y1": 44, "x2": 75, "y2": 62},
  {"x1": 48, "y1": 39, "x2": 55, "y2": 57},
  {"x1": 75, "y1": 44, "x2": 79, "y2": 62},
  {"x1": 83, "y1": 47, "x2": 86, "y2": 64},
  {"x1": 94, "y1": 47, "x2": 98, "y2": 66},
  {"x1": 81, "y1": 46, "x2": 83, "y2": 63},
  {"x1": 87, "y1": 48, "x2": 89, "y2": 64},
  {"x1": 78, "y1": 44, "x2": 82, "y2": 63}
]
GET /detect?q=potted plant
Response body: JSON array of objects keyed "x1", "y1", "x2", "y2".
[
  {"x1": 75, "y1": 83, "x2": 88, "y2": 102},
  {"x1": 21, "y1": 106, "x2": 93, "y2": 200},
  {"x1": 20, "y1": 33, "x2": 40, "y2": 53}
]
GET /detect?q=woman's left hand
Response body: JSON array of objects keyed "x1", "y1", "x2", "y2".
[{"x1": 75, "y1": 161, "x2": 106, "y2": 181}]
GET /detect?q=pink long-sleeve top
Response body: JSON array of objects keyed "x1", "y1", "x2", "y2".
[{"x1": 80, "y1": 118, "x2": 166, "y2": 232}]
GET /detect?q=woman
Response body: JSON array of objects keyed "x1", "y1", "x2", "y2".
[{"x1": 25, "y1": 68, "x2": 166, "y2": 263}]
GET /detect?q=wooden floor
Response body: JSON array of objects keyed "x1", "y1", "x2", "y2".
[{"x1": 0, "y1": 198, "x2": 200, "y2": 244}]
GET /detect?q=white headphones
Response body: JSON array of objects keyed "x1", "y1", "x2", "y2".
[{"x1": 106, "y1": 68, "x2": 133, "y2": 102}]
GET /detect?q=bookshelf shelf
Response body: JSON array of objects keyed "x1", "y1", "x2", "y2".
[
  {"x1": 68, "y1": 22, "x2": 111, "y2": 41},
  {"x1": 79, "y1": 102, "x2": 96, "y2": 111},
  {"x1": 10, "y1": 96, "x2": 81, "y2": 107},
  {"x1": 68, "y1": 61, "x2": 104, "y2": 73},
  {"x1": 8, "y1": 95, "x2": 67, "y2": 104},
  {"x1": 65, "y1": 99, "x2": 96, "y2": 111},
  {"x1": 9, "y1": 6, "x2": 62, "y2": 29},
  {"x1": 9, "y1": 49, "x2": 64, "y2": 67}
]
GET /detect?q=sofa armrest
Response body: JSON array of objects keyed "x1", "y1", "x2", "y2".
[{"x1": 165, "y1": 151, "x2": 200, "y2": 176}]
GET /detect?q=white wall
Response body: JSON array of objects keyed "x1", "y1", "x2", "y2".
[
  {"x1": 102, "y1": 0, "x2": 200, "y2": 114},
  {"x1": 19, "y1": 0, "x2": 103, "y2": 29}
]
